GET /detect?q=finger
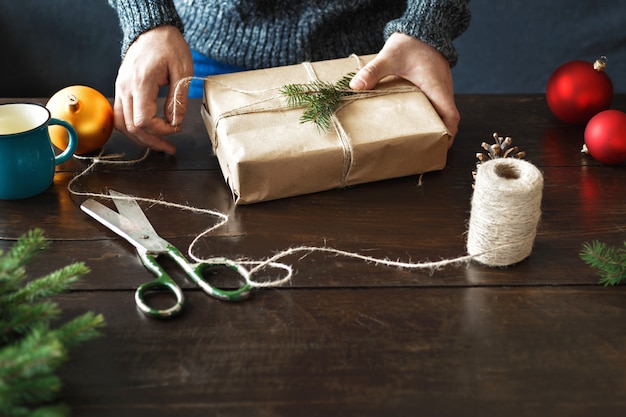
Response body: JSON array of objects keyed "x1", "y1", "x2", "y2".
[
  {"x1": 349, "y1": 56, "x2": 391, "y2": 91},
  {"x1": 425, "y1": 91, "x2": 460, "y2": 147},
  {"x1": 113, "y1": 94, "x2": 131, "y2": 138},
  {"x1": 115, "y1": 87, "x2": 178, "y2": 154},
  {"x1": 130, "y1": 87, "x2": 179, "y2": 154},
  {"x1": 114, "y1": 92, "x2": 160, "y2": 151},
  {"x1": 132, "y1": 125, "x2": 178, "y2": 154},
  {"x1": 164, "y1": 78, "x2": 190, "y2": 127}
]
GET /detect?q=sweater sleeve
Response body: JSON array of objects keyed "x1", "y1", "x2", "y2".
[
  {"x1": 384, "y1": 0, "x2": 471, "y2": 66},
  {"x1": 108, "y1": 0, "x2": 185, "y2": 57}
]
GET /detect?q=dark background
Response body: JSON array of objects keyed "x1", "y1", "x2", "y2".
[{"x1": 2, "y1": 1, "x2": 625, "y2": 97}]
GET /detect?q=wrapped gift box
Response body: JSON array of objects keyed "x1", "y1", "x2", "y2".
[{"x1": 201, "y1": 54, "x2": 449, "y2": 204}]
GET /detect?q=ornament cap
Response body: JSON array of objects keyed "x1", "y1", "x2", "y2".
[
  {"x1": 593, "y1": 56, "x2": 608, "y2": 72},
  {"x1": 67, "y1": 94, "x2": 81, "y2": 113}
]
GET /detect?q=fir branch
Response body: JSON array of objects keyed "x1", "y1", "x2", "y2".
[
  {"x1": 0, "y1": 230, "x2": 105, "y2": 416},
  {"x1": 0, "y1": 301, "x2": 61, "y2": 343},
  {"x1": 52, "y1": 311, "x2": 105, "y2": 350},
  {"x1": 0, "y1": 230, "x2": 48, "y2": 296},
  {"x1": 0, "y1": 327, "x2": 64, "y2": 407},
  {"x1": 9, "y1": 229, "x2": 49, "y2": 265},
  {"x1": 0, "y1": 229, "x2": 48, "y2": 279},
  {"x1": 0, "y1": 313, "x2": 104, "y2": 416},
  {"x1": 579, "y1": 240, "x2": 626, "y2": 286},
  {"x1": 1, "y1": 262, "x2": 89, "y2": 306},
  {"x1": 281, "y1": 72, "x2": 356, "y2": 132},
  {"x1": 0, "y1": 262, "x2": 89, "y2": 342}
]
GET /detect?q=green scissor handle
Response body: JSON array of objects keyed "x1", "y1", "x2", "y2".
[
  {"x1": 135, "y1": 252, "x2": 185, "y2": 318},
  {"x1": 134, "y1": 276, "x2": 184, "y2": 318},
  {"x1": 135, "y1": 245, "x2": 252, "y2": 318},
  {"x1": 164, "y1": 244, "x2": 252, "y2": 302}
]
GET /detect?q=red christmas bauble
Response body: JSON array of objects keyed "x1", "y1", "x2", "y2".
[
  {"x1": 546, "y1": 58, "x2": 613, "y2": 125},
  {"x1": 584, "y1": 109, "x2": 626, "y2": 165}
]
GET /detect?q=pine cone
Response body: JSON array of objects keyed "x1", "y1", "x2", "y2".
[{"x1": 472, "y1": 133, "x2": 526, "y2": 185}]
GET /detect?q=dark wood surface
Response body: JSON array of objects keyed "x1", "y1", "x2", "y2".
[{"x1": 1, "y1": 95, "x2": 625, "y2": 416}]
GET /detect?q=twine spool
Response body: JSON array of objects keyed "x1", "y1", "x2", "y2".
[{"x1": 467, "y1": 158, "x2": 543, "y2": 267}]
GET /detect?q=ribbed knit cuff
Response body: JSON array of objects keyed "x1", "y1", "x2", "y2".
[
  {"x1": 384, "y1": 0, "x2": 471, "y2": 66},
  {"x1": 108, "y1": 0, "x2": 185, "y2": 57}
]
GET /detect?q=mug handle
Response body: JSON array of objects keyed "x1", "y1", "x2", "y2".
[{"x1": 49, "y1": 118, "x2": 78, "y2": 165}]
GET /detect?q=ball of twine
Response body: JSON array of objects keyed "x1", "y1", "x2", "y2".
[{"x1": 467, "y1": 158, "x2": 543, "y2": 267}]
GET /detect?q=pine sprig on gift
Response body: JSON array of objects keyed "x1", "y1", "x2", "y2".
[
  {"x1": 579, "y1": 240, "x2": 626, "y2": 286},
  {"x1": 281, "y1": 72, "x2": 356, "y2": 131},
  {"x1": 0, "y1": 229, "x2": 105, "y2": 416}
]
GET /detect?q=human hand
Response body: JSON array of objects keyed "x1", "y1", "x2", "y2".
[
  {"x1": 113, "y1": 26, "x2": 193, "y2": 155},
  {"x1": 350, "y1": 33, "x2": 460, "y2": 147}
]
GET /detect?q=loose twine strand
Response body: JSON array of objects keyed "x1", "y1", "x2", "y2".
[{"x1": 67, "y1": 149, "x2": 544, "y2": 288}]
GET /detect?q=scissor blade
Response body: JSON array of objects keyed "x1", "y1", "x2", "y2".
[
  {"x1": 108, "y1": 190, "x2": 158, "y2": 236},
  {"x1": 80, "y1": 198, "x2": 168, "y2": 253}
]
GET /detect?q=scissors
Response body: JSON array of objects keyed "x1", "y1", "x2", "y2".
[{"x1": 80, "y1": 190, "x2": 251, "y2": 318}]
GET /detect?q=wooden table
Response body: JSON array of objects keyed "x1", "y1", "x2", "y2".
[{"x1": 1, "y1": 96, "x2": 624, "y2": 416}]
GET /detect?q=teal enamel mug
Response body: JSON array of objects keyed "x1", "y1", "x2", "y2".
[{"x1": 0, "y1": 102, "x2": 77, "y2": 199}]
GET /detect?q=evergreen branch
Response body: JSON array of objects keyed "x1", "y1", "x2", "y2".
[
  {"x1": 281, "y1": 72, "x2": 356, "y2": 132},
  {"x1": 0, "y1": 301, "x2": 61, "y2": 342},
  {"x1": 0, "y1": 230, "x2": 105, "y2": 416},
  {"x1": 9, "y1": 229, "x2": 49, "y2": 265},
  {"x1": 0, "y1": 326, "x2": 64, "y2": 404},
  {"x1": 52, "y1": 311, "x2": 105, "y2": 350},
  {"x1": 0, "y1": 229, "x2": 48, "y2": 294},
  {"x1": 0, "y1": 230, "x2": 48, "y2": 277},
  {"x1": 1, "y1": 263, "x2": 90, "y2": 341},
  {"x1": 1, "y1": 262, "x2": 89, "y2": 306},
  {"x1": 0, "y1": 314, "x2": 104, "y2": 408},
  {"x1": 579, "y1": 240, "x2": 626, "y2": 286},
  {"x1": 0, "y1": 264, "x2": 26, "y2": 294}
]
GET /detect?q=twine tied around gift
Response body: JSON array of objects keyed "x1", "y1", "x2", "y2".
[
  {"x1": 66, "y1": 133, "x2": 544, "y2": 291},
  {"x1": 300, "y1": 61, "x2": 354, "y2": 186},
  {"x1": 171, "y1": 54, "x2": 423, "y2": 188}
]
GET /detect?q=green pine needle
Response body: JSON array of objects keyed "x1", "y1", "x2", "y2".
[
  {"x1": 0, "y1": 301, "x2": 61, "y2": 343},
  {"x1": 2, "y1": 262, "x2": 89, "y2": 306},
  {"x1": 0, "y1": 229, "x2": 48, "y2": 277},
  {"x1": 0, "y1": 229, "x2": 105, "y2": 416},
  {"x1": 579, "y1": 240, "x2": 626, "y2": 286},
  {"x1": 281, "y1": 72, "x2": 356, "y2": 132},
  {"x1": 52, "y1": 311, "x2": 105, "y2": 350}
]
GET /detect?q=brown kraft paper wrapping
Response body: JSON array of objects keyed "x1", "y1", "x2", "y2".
[{"x1": 201, "y1": 54, "x2": 450, "y2": 204}]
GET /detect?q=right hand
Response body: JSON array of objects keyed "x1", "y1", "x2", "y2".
[
  {"x1": 113, "y1": 26, "x2": 193, "y2": 155},
  {"x1": 350, "y1": 33, "x2": 460, "y2": 147}
]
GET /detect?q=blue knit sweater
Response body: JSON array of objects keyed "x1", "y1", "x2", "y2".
[{"x1": 108, "y1": 0, "x2": 470, "y2": 68}]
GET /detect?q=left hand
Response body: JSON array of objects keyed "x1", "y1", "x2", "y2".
[
  {"x1": 350, "y1": 33, "x2": 460, "y2": 147},
  {"x1": 112, "y1": 26, "x2": 194, "y2": 155}
]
